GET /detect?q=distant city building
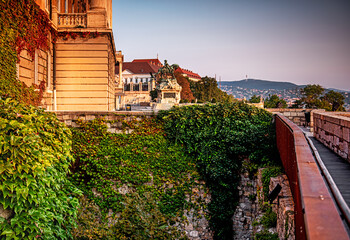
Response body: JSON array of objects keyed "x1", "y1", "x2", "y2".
[
  {"x1": 116, "y1": 59, "x2": 162, "y2": 106},
  {"x1": 175, "y1": 67, "x2": 201, "y2": 82}
]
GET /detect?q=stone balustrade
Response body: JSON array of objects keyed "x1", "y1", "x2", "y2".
[{"x1": 58, "y1": 13, "x2": 87, "y2": 28}]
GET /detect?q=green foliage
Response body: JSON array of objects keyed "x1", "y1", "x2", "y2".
[
  {"x1": 254, "y1": 231, "x2": 279, "y2": 240},
  {"x1": 70, "y1": 118, "x2": 203, "y2": 239},
  {"x1": 158, "y1": 102, "x2": 278, "y2": 239},
  {"x1": 323, "y1": 90, "x2": 345, "y2": 111},
  {"x1": 295, "y1": 85, "x2": 346, "y2": 111},
  {"x1": 298, "y1": 84, "x2": 325, "y2": 109},
  {"x1": 0, "y1": 98, "x2": 81, "y2": 239},
  {"x1": 260, "y1": 206, "x2": 277, "y2": 228},
  {"x1": 264, "y1": 94, "x2": 287, "y2": 108},
  {"x1": 249, "y1": 95, "x2": 261, "y2": 103},
  {"x1": 190, "y1": 76, "x2": 235, "y2": 103},
  {"x1": 261, "y1": 166, "x2": 283, "y2": 198},
  {"x1": 150, "y1": 89, "x2": 158, "y2": 101}
]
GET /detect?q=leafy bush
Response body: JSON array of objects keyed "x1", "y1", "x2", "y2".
[
  {"x1": 260, "y1": 206, "x2": 277, "y2": 228},
  {"x1": 0, "y1": 98, "x2": 81, "y2": 239},
  {"x1": 261, "y1": 166, "x2": 283, "y2": 198},
  {"x1": 158, "y1": 102, "x2": 277, "y2": 239},
  {"x1": 254, "y1": 231, "x2": 279, "y2": 240},
  {"x1": 70, "y1": 118, "x2": 204, "y2": 239}
]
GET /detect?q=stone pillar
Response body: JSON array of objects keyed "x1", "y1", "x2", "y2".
[
  {"x1": 52, "y1": 0, "x2": 58, "y2": 27},
  {"x1": 89, "y1": 0, "x2": 104, "y2": 10},
  {"x1": 87, "y1": 0, "x2": 107, "y2": 28}
]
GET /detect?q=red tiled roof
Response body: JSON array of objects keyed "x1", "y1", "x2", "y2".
[
  {"x1": 175, "y1": 67, "x2": 201, "y2": 80},
  {"x1": 116, "y1": 62, "x2": 161, "y2": 75},
  {"x1": 132, "y1": 59, "x2": 163, "y2": 67}
]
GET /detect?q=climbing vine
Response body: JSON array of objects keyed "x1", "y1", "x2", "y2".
[
  {"x1": 59, "y1": 31, "x2": 100, "y2": 40},
  {"x1": 70, "y1": 117, "x2": 208, "y2": 239},
  {"x1": 0, "y1": 98, "x2": 81, "y2": 239},
  {"x1": 0, "y1": 0, "x2": 56, "y2": 105}
]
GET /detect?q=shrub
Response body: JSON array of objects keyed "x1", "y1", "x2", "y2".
[
  {"x1": 0, "y1": 98, "x2": 81, "y2": 239},
  {"x1": 261, "y1": 166, "x2": 283, "y2": 198},
  {"x1": 260, "y1": 206, "x2": 277, "y2": 228},
  {"x1": 158, "y1": 102, "x2": 277, "y2": 239}
]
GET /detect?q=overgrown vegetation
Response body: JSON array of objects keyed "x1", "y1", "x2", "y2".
[
  {"x1": 261, "y1": 166, "x2": 283, "y2": 198},
  {"x1": 158, "y1": 102, "x2": 278, "y2": 239},
  {"x1": 0, "y1": 0, "x2": 55, "y2": 105},
  {"x1": 70, "y1": 118, "x2": 207, "y2": 239},
  {"x1": 0, "y1": 98, "x2": 81, "y2": 239}
]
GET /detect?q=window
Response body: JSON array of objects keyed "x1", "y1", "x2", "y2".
[
  {"x1": 34, "y1": 49, "x2": 38, "y2": 85},
  {"x1": 47, "y1": 51, "x2": 51, "y2": 89}
]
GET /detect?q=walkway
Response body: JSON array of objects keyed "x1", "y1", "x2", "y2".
[
  {"x1": 300, "y1": 126, "x2": 350, "y2": 207},
  {"x1": 300, "y1": 126, "x2": 350, "y2": 233}
]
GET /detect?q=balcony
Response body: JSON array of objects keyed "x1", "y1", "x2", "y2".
[{"x1": 58, "y1": 13, "x2": 87, "y2": 28}]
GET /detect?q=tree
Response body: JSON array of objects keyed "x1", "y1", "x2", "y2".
[
  {"x1": 190, "y1": 76, "x2": 235, "y2": 103},
  {"x1": 264, "y1": 94, "x2": 287, "y2": 108},
  {"x1": 323, "y1": 90, "x2": 345, "y2": 111},
  {"x1": 249, "y1": 95, "x2": 261, "y2": 103},
  {"x1": 174, "y1": 72, "x2": 195, "y2": 103},
  {"x1": 299, "y1": 84, "x2": 324, "y2": 108},
  {"x1": 294, "y1": 85, "x2": 346, "y2": 111}
]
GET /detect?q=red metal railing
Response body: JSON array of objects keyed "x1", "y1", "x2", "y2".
[{"x1": 275, "y1": 114, "x2": 349, "y2": 240}]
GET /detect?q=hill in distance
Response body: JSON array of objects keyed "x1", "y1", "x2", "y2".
[
  {"x1": 220, "y1": 79, "x2": 300, "y2": 91},
  {"x1": 220, "y1": 79, "x2": 349, "y2": 93}
]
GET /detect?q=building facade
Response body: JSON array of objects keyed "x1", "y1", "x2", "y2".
[
  {"x1": 116, "y1": 59, "x2": 162, "y2": 106},
  {"x1": 17, "y1": 0, "x2": 119, "y2": 111},
  {"x1": 175, "y1": 67, "x2": 201, "y2": 82}
]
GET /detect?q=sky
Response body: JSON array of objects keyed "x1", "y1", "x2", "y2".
[{"x1": 112, "y1": 0, "x2": 350, "y2": 91}]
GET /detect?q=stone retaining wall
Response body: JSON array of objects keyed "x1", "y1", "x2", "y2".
[
  {"x1": 232, "y1": 169, "x2": 295, "y2": 239},
  {"x1": 314, "y1": 111, "x2": 350, "y2": 163},
  {"x1": 269, "y1": 175, "x2": 295, "y2": 240},
  {"x1": 267, "y1": 108, "x2": 323, "y2": 131},
  {"x1": 232, "y1": 172, "x2": 260, "y2": 239},
  {"x1": 51, "y1": 111, "x2": 155, "y2": 133}
]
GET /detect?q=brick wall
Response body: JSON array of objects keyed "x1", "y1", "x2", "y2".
[{"x1": 314, "y1": 112, "x2": 350, "y2": 163}]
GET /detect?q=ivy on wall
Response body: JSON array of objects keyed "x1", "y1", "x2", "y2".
[
  {"x1": 70, "y1": 117, "x2": 208, "y2": 239},
  {"x1": 0, "y1": 0, "x2": 55, "y2": 106},
  {"x1": 59, "y1": 31, "x2": 100, "y2": 40},
  {"x1": 0, "y1": 98, "x2": 81, "y2": 239},
  {"x1": 158, "y1": 102, "x2": 278, "y2": 239}
]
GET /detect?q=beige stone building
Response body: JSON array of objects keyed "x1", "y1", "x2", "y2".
[
  {"x1": 116, "y1": 59, "x2": 161, "y2": 108},
  {"x1": 17, "y1": 0, "x2": 119, "y2": 111}
]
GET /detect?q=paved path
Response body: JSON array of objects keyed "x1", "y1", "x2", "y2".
[
  {"x1": 300, "y1": 126, "x2": 350, "y2": 207},
  {"x1": 308, "y1": 137, "x2": 350, "y2": 206}
]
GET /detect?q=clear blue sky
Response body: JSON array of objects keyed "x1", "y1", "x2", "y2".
[{"x1": 112, "y1": 0, "x2": 350, "y2": 91}]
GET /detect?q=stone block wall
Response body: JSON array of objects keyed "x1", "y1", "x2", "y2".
[
  {"x1": 314, "y1": 112, "x2": 350, "y2": 163},
  {"x1": 232, "y1": 169, "x2": 295, "y2": 239},
  {"x1": 267, "y1": 109, "x2": 325, "y2": 132},
  {"x1": 232, "y1": 172, "x2": 260, "y2": 239},
  {"x1": 269, "y1": 175, "x2": 295, "y2": 240},
  {"x1": 52, "y1": 111, "x2": 155, "y2": 133}
]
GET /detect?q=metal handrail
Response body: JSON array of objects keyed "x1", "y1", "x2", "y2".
[{"x1": 305, "y1": 134, "x2": 350, "y2": 226}]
